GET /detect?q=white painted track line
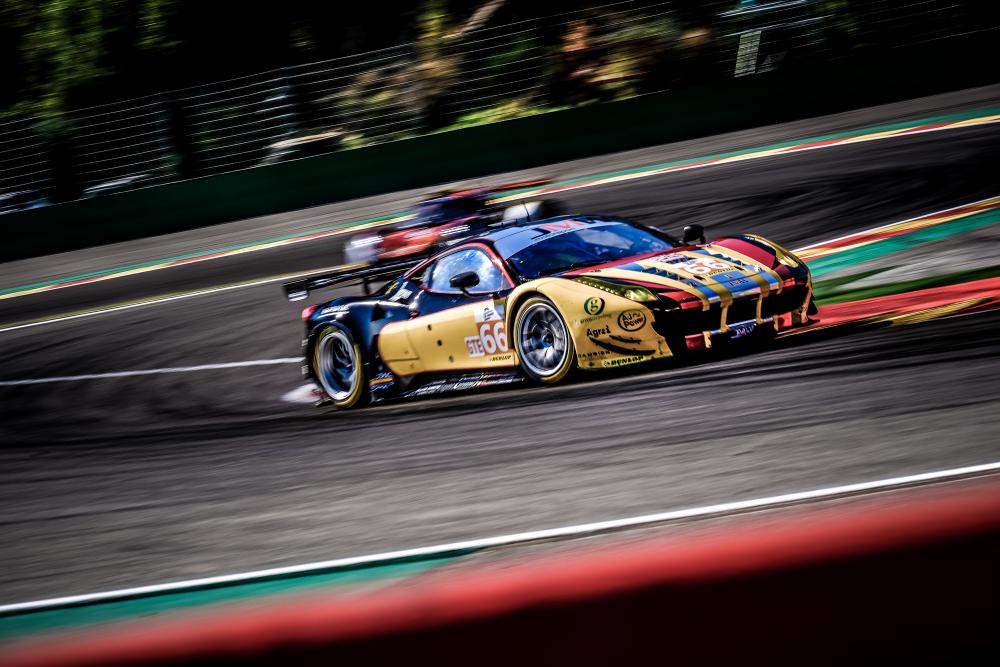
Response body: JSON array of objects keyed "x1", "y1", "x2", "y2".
[
  {"x1": 0, "y1": 268, "x2": 337, "y2": 335},
  {"x1": 2, "y1": 460, "x2": 997, "y2": 614},
  {"x1": 793, "y1": 193, "x2": 1000, "y2": 251},
  {"x1": 0, "y1": 359, "x2": 303, "y2": 386}
]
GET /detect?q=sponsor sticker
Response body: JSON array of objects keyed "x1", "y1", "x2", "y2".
[
  {"x1": 465, "y1": 335, "x2": 486, "y2": 358},
  {"x1": 617, "y1": 310, "x2": 647, "y2": 331},
  {"x1": 584, "y1": 297, "x2": 605, "y2": 316},
  {"x1": 729, "y1": 321, "x2": 757, "y2": 340},
  {"x1": 319, "y1": 305, "x2": 350, "y2": 316},
  {"x1": 601, "y1": 355, "x2": 649, "y2": 368},
  {"x1": 538, "y1": 219, "x2": 591, "y2": 233},
  {"x1": 653, "y1": 256, "x2": 731, "y2": 277},
  {"x1": 369, "y1": 372, "x2": 395, "y2": 391},
  {"x1": 474, "y1": 301, "x2": 502, "y2": 323},
  {"x1": 573, "y1": 313, "x2": 611, "y2": 326},
  {"x1": 466, "y1": 319, "x2": 508, "y2": 358},
  {"x1": 586, "y1": 324, "x2": 611, "y2": 338}
]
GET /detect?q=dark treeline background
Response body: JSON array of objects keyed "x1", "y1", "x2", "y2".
[{"x1": 1, "y1": 0, "x2": 723, "y2": 116}]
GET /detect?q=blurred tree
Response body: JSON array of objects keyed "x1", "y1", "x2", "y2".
[
  {"x1": 1, "y1": 1, "x2": 429, "y2": 117},
  {"x1": 1, "y1": 0, "x2": 181, "y2": 116}
]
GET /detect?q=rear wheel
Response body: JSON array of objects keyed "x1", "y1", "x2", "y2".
[
  {"x1": 313, "y1": 325, "x2": 368, "y2": 409},
  {"x1": 514, "y1": 296, "x2": 576, "y2": 384}
]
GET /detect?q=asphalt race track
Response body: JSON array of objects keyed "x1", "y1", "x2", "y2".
[{"x1": 1, "y1": 86, "x2": 999, "y2": 603}]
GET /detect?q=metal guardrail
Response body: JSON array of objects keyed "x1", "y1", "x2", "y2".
[{"x1": 0, "y1": 0, "x2": 994, "y2": 213}]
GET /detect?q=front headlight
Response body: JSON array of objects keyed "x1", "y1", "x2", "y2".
[
  {"x1": 573, "y1": 276, "x2": 658, "y2": 302},
  {"x1": 623, "y1": 286, "x2": 657, "y2": 302}
]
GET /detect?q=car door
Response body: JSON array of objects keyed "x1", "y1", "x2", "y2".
[{"x1": 377, "y1": 245, "x2": 516, "y2": 375}]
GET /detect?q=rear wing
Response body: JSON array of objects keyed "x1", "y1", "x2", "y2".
[
  {"x1": 490, "y1": 178, "x2": 552, "y2": 193},
  {"x1": 283, "y1": 260, "x2": 420, "y2": 302},
  {"x1": 440, "y1": 178, "x2": 553, "y2": 201}
]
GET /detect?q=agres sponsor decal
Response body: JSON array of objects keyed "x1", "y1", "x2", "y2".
[{"x1": 586, "y1": 324, "x2": 611, "y2": 338}]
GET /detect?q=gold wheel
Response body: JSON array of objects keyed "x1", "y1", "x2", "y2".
[{"x1": 313, "y1": 326, "x2": 368, "y2": 409}]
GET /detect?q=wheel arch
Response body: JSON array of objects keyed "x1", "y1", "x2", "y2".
[
  {"x1": 305, "y1": 303, "x2": 403, "y2": 382},
  {"x1": 506, "y1": 277, "x2": 672, "y2": 372},
  {"x1": 504, "y1": 279, "x2": 591, "y2": 367}
]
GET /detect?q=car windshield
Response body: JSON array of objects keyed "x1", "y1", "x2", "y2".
[{"x1": 498, "y1": 220, "x2": 677, "y2": 279}]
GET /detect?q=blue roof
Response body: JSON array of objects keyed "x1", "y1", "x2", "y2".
[{"x1": 478, "y1": 215, "x2": 625, "y2": 255}]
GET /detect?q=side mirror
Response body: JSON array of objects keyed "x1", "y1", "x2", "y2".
[
  {"x1": 682, "y1": 224, "x2": 706, "y2": 244},
  {"x1": 449, "y1": 271, "x2": 480, "y2": 294}
]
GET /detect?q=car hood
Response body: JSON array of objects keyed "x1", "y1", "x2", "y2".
[{"x1": 560, "y1": 237, "x2": 804, "y2": 307}]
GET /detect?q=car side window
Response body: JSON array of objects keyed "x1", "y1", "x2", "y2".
[{"x1": 426, "y1": 248, "x2": 508, "y2": 294}]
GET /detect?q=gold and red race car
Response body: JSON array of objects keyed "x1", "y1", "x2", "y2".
[{"x1": 285, "y1": 215, "x2": 814, "y2": 408}]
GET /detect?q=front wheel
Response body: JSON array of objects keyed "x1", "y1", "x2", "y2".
[
  {"x1": 313, "y1": 325, "x2": 369, "y2": 409},
  {"x1": 514, "y1": 296, "x2": 576, "y2": 384}
]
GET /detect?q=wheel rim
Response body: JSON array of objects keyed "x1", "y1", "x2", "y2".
[
  {"x1": 518, "y1": 302, "x2": 569, "y2": 377},
  {"x1": 316, "y1": 330, "x2": 359, "y2": 402}
]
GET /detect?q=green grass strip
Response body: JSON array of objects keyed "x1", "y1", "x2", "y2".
[
  {"x1": 807, "y1": 208, "x2": 1000, "y2": 279},
  {"x1": 815, "y1": 264, "x2": 1000, "y2": 305},
  {"x1": 0, "y1": 553, "x2": 466, "y2": 643},
  {"x1": 811, "y1": 269, "x2": 887, "y2": 300}
]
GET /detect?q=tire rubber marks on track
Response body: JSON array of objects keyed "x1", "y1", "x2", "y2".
[{"x1": 0, "y1": 359, "x2": 302, "y2": 386}]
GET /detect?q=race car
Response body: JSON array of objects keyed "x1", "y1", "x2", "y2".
[
  {"x1": 285, "y1": 215, "x2": 815, "y2": 409},
  {"x1": 343, "y1": 182, "x2": 559, "y2": 271}
]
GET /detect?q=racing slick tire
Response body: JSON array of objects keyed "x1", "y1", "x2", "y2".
[
  {"x1": 513, "y1": 296, "x2": 576, "y2": 384},
  {"x1": 312, "y1": 324, "x2": 369, "y2": 409}
]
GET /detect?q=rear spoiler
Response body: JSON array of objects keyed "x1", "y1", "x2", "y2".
[
  {"x1": 491, "y1": 178, "x2": 552, "y2": 193},
  {"x1": 283, "y1": 260, "x2": 420, "y2": 302},
  {"x1": 443, "y1": 178, "x2": 553, "y2": 200}
]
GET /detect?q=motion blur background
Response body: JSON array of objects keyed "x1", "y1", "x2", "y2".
[
  {"x1": 3, "y1": 0, "x2": 998, "y2": 208},
  {"x1": 2, "y1": 1, "x2": 1000, "y2": 663}
]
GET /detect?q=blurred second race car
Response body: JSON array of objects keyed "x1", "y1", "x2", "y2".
[{"x1": 344, "y1": 181, "x2": 560, "y2": 271}]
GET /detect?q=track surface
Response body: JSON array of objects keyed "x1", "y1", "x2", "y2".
[{"x1": 2, "y1": 87, "x2": 1000, "y2": 603}]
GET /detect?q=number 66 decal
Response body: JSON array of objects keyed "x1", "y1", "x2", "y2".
[
  {"x1": 479, "y1": 320, "x2": 508, "y2": 354},
  {"x1": 683, "y1": 257, "x2": 730, "y2": 275},
  {"x1": 465, "y1": 320, "x2": 508, "y2": 358}
]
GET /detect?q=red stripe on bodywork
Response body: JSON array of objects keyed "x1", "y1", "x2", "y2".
[{"x1": 710, "y1": 238, "x2": 775, "y2": 266}]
